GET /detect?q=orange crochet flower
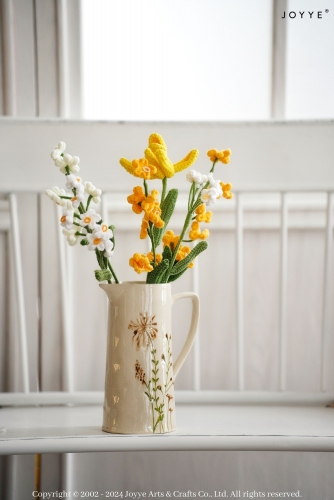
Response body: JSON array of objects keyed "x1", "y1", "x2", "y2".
[
  {"x1": 189, "y1": 221, "x2": 210, "y2": 241},
  {"x1": 132, "y1": 158, "x2": 157, "y2": 180},
  {"x1": 162, "y1": 230, "x2": 180, "y2": 249},
  {"x1": 127, "y1": 186, "x2": 146, "y2": 214},
  {"x1": 207, "y1": 149, "x2": 231, "y2": 164},
  {"x1": 147, "y1": 252, "x2": 162, "y2": 264},
  {"x1": 129, "y1": 253, "x2": 153, "y2": 274},
  {"x1": 195, "y1": 204, "x2": 212, "y2": 223},
  {"x1": 176, "y1": 244, "x2": 191, "y2": 261},
  {"x1": 142, "y1": 190, "x2": 164, "y2": 229},
  {"x1": 175, "y1": 244, "x2": 194, "y2": 268},
  {"x1": 140, "y1": 219, "x2": 149, "y2": 239},
  {"x1": 219, "y1": 182, "x2": 233, "y2": 199}
]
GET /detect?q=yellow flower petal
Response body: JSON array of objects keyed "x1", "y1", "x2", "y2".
[
  {"x1": 148, "y1": 133, "x2": 167, "y2": 150},
  {"x1": 144, "y1": 148, "x2": 165, "y2": 179},
  {"x1": 173, "y1": 149, "x2": 199, "y2": 173},
  {"x1": 120, "y1": 158, "x2": 135, "y2": 175},
  {"x1": 151, "y1": 144, "x2": 175, "y2": 178}
]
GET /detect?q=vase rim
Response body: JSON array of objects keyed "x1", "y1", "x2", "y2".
[{"x1": 100, "y1": 281, "x2": 171, "y2": 286}]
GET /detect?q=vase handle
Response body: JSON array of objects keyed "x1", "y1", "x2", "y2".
[{"x1": 171, "y1": 292, "x2": 199, "y2": 379}]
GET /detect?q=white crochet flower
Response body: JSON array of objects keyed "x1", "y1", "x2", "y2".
[
  {"x1": 65, "y1": 174, "x2": 83, "y2": 190},
  {"x1": 207, "y1": 173, "x2": 223, "y2": 197},
  {"x1": 201, "y1": 187, "x2": 220, "y2": 207},
  {"x1": 95, "y1": 222, "x2": 113, "y2": 241},
  {"x1": 85, "y1": 182, "x2": 102, "y2": 204},
  {"x1": 62, "y1": 227, "x2": 79, "y2": 246},
  {"x1": 59, "y1": 207, "x2": 74, "y2": 230},
  {"x1": 70, "y1": 184, "x2": 85, "y2": 209},
  {"x1": 87, "y1": 231, "x2": 106, "y2": 251},
  {"x1": 56, "y1": 154, "x2": 80, "y2": 174},
  {"x1": 79, "y1": 208, "x2": 101, "y2": 230},
  {"x1": 104, "y1": 239, "x2": 114, "y2": 258},
  {"x1": 51, "y1": 142, "x2": 66, "y2": 162},
  {"x1": 45, "y1": 186, "x2": 67, "y2": 206},
  {"x1": 186, "y1": 169, "x2": 207, "y2": 185}
]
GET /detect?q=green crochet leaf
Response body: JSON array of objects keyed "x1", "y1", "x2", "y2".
[
  {"x1": 162, "y1": 245, "x2": 172, "y2": 261},
  {"x1": 152, "y1": 189, "x2": 178, "y2": 246},
  {"x1": 94, "y1": 269, "x2": 112, "y2": 282},
  {"x1": 146, "y1": 259, "x2": 169, "y2": 284},
  {"x1": 167, "y1": 266, "x2": 188, "y2": 283},
  {"x1": 170, "y1": 241, "x2": 208, "y2": 276}
]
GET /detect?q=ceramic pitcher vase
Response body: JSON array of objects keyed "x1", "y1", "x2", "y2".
[{"x1": 100, "y1": 282, "x2": 199, "y2": 434}]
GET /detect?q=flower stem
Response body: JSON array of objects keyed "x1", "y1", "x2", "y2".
[
  {"x1": 107, "y1": 261, "x2": 119, "y2": 284},
  {"x1": 165, "y1": 210, "x2": 193, "y2": 282},
  {"x1": 79, "y1": 202, "x2": 85, "y2": 214},
  {"x1": 143, "y1": 180, "x2": 148, "y2": 197},
  {"x1": 161, "y1": 177, "x2": 167, "y2": 205},
  {"x1": 148, "y1": 225, "x2": 157, "y2": 267},
  {"x1": 210, "y1": 159, "x2": 217, "y2": 173},
  {"x1": 86, "y1": 195, "x2": 93, "y2": 211}
]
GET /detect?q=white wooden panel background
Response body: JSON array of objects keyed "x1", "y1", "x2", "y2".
[
  {"x1": 0, "y1": 119, "x2": 334, "y2": 497},
  {"x1": 0, "y1": 0, "x2": 333, "y2": 495}
]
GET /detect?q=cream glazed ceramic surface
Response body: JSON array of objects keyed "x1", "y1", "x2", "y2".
[{"x1": 100, "y1": 282, "x2": 199, "y2": 434}]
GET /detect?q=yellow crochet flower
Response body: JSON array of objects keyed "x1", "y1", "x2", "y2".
[
  {"x1": 120, "y1": 133, "x2": 199, "y2": 179},
  {"x1": 141, "y1": 190, "x2": 164, "y2": 229},
  {"x1": 132, "y1": 158, "x2": 157, "y2": 180},
  {"x1": 189, "y1": 221, "x2": 210, "y2": 241},
  {"x1": 219, "y1": 182, "x2": 233, "y2": 199},
  {"x1": 140, "y1": 219, "x2": 149, "y2": 239},
  {"x1": 127, "y1": 186, "x2": 146, "y2": 214},
  {"x1": 175, "y1": 244, "x2": 194, "y2": 268},
  {"x1": 207, "y1": 149, "x2": 231, "y2": 164},
  {"x1": 176, "y1": 244, "x2": 191, "y2": 261},
  {"x1": 129, "y1": 253, "x2": 153, "y2": 274},
  {"x1": 195, "y1": 204, "x2": 212, "y2": 223},
  {"x1": 162, "y1": 230, "x2": 180, "y2": 249},
  {"x1": 147, "y1": 252, "x2": 162, "y2": 264}
]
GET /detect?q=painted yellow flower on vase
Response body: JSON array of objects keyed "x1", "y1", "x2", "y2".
[{"x1": 120, "y1": 133, "x2": 199, "y2": 179}]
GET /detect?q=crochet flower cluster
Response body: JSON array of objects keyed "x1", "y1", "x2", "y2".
[
  {"x1": 122, "y1": 133, "x2": 233, "y2": 282},
  {"x1": 46, "y1": 142, "x2": 118, "y2": 283},
  {"x1": 46, "y1": 133, "x2": 233, "y2": 285}
]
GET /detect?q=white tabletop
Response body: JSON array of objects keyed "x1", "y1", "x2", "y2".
[{"x1": 0, "y1": 403, "x2": 333, "y2": 454}]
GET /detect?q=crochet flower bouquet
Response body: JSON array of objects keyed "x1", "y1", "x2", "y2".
[{"x1": 46, "y1": 133, "x2": 232, "y2": 284}]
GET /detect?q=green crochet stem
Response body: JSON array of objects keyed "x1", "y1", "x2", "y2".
[
  {"x1": 161, "y1": 177, "x2": 168, "y2": 206},
  {"x1": 94, "y1": 248, "x2": 119, "y2": 284}
]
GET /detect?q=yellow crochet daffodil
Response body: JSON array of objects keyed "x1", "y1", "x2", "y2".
[{"x1": 120, "y1": 133, "x2": 199, "y2": 179}]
